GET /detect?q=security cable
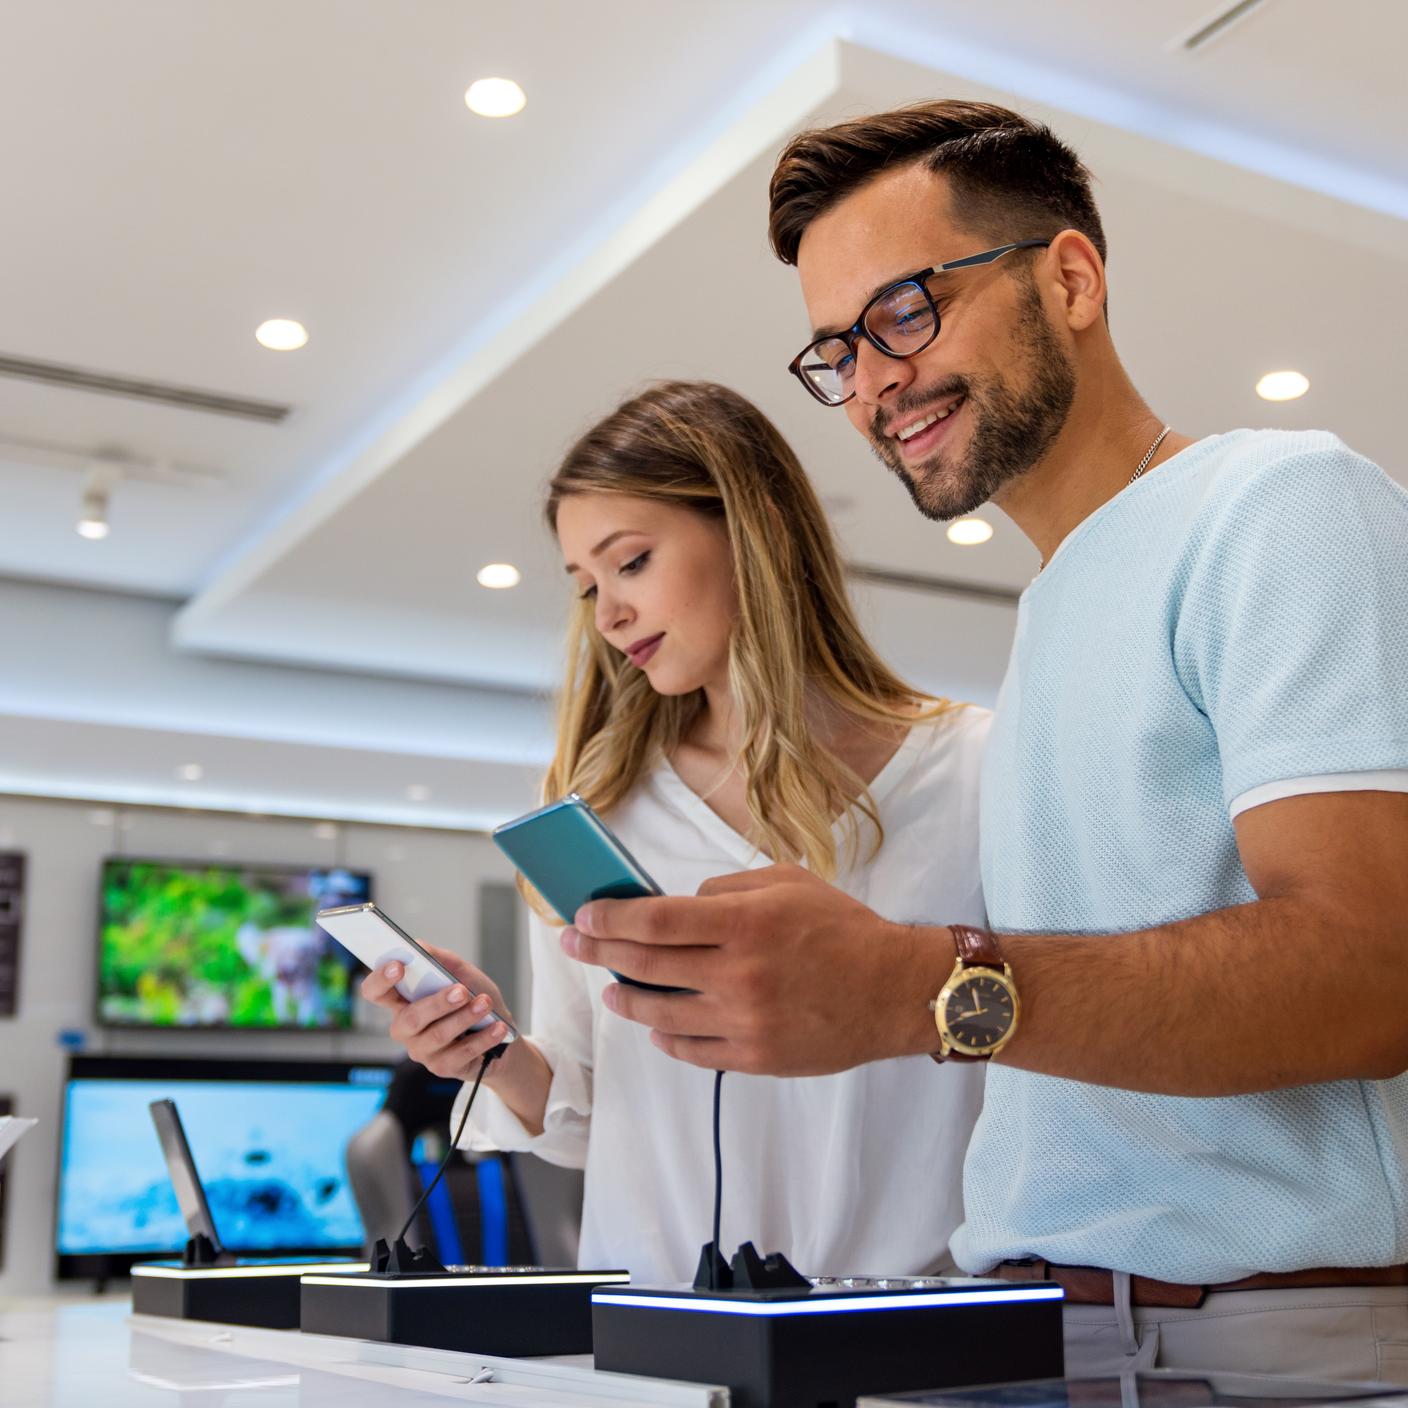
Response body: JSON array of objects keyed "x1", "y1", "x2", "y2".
[
  {"x1": 711, "y1": 1068, "x2": 724, "y2": 1290},
  {"x1": 396, "y1": 1050, "x2": 495, "y2": 1248}
]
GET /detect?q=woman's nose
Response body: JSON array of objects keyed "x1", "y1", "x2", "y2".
[{"x1": 595, "y1": 589, "x2": 632, "y2": 637}]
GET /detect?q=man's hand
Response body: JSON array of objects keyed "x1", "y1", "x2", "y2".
[{"x1": 561, "y1": 864, "x2": 957, "y2": 1075}]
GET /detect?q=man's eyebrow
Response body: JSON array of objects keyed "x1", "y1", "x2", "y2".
[
  {"x1": 809, "y1": 265, "x2": 947, "y2": 341},
  {"x1": 562, "y1": 529, "x2": 642, "y2": 574}
]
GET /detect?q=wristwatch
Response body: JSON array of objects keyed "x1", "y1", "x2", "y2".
[{"x1": 929, "y1": 925, "x2": 1020, "y2": 1063}]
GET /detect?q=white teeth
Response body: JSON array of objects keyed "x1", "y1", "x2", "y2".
[{"x1": 896, "y1": 399, "x2": 961, "y2": 441}]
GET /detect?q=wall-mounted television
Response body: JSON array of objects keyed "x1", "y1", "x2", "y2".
[
  {"x1": 55, "y1": 1055, "x2": 393, "y2": 1280},
  {"x1": 97, "y1": 858, "x2": 372, "y2": 1030}
]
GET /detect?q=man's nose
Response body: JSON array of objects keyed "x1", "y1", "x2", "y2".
[{"x1": 852, "y1": 339, "x2": 915, "y2": 410}]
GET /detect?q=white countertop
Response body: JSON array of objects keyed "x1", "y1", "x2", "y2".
[{"x1": 0, "y1": 1297, "x2": 726, "y2": 1408}]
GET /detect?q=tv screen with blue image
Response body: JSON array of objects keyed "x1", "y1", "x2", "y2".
[
  {"x1": 55, "y1": 1056, "x2": 392, "y2": 1278},
  {"x1": 97, "y1": 859, "x2": 372, "y2": 1030}
]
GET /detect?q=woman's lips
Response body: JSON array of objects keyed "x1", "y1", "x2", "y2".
[{"x1": 627, "y1": 633, "x2": 664, "y2": 667}]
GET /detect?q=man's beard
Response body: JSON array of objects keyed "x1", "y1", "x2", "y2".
[{"x1": 867, "y1": 283, "x2": 1077, "y2": 522}]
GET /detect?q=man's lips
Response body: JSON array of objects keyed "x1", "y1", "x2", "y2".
[
  {"x1": 626, "y1": 633, "x2": 664, "y2": 667},
  {"x1": 886, "y1": 395, "x2": 966, "y2": 460}
]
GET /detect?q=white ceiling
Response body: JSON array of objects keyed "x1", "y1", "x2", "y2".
[{"x1": 1, "y1": 0, "x2": 1405, "y2": 810}]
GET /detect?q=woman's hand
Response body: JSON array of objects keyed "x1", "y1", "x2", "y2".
[
  {"x1": 361, "y1": 942, "x2": 554, "y2": 1135},
  {"x1": 361, "y1": 942, "x2": 513, "y2": 1081}
]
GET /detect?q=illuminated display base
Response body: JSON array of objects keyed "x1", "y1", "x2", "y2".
[
  {"x1": 591, "y1": 1277, "x2": 1066, "y2": 1408},
  {"x1": 132, "y1": 1260, "x2": 366, "y2": 1330},
  {"x1": 299, "y1": 1267, "x2": 632, "y2": 1356}
]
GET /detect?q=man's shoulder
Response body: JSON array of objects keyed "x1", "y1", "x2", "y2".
[
  {"x1": 1170, "y1": 429, "x2": 1404, "y2": 556},
  {"x1": 1181, "y1": 428, "x2": 1393, "y2": 509}
]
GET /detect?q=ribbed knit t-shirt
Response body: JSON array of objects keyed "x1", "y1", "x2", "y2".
[{"x1": 952, "y1": 429, "x2": 1408, "y2": 1283}]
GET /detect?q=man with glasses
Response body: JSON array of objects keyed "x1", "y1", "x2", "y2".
[{"x1": 561, "y1": 100, "x2": 1408, "y2": 1379}]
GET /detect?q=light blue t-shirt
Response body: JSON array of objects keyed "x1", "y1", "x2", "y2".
[{"x1": 952, "y1": 429, "x2": 1408, "y2": 1283}]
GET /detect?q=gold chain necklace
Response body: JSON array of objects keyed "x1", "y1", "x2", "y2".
[{"x1": 1036, "y1": 424, "x2": 1173, "y2": 573}]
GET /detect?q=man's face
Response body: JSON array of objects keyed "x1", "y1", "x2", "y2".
[{"x1": 796, "y1": 162, "x2": 1077, "y2": 520}]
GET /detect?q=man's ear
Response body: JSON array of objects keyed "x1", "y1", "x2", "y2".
[{"x1": 1045, "y1": 229, "x2": 1106, "y2": 332}]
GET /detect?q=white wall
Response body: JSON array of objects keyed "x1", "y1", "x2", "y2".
[{"x1": 0, "y1": 792, "x2": 528, "y2": 1295}]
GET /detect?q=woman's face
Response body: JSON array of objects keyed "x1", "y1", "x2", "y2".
[{"x1": 556, "y1": 492, "x2": 737, "y2": 696}]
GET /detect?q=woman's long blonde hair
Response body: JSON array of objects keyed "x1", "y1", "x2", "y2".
[{"x1": 542, "y1": 380, "x2": 956, "y2": 879}]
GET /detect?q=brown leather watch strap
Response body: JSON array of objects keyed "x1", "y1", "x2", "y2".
[
  {"x1": 930, "y1": 925, "x2": 1006, "y2": 1066},
  {"x1": 950, "y1": 923, "x2": 1003, "y2": 969}
]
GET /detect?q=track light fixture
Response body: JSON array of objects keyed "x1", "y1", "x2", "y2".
[{"x1": 76, "y1": 468, "x2": 112, "y2": 540}]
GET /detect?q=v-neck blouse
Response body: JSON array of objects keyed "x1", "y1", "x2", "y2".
[{"x1": 460, "y1": 704, "x2": 991, "y2": 1283}]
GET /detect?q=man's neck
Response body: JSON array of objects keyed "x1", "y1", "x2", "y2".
[{"x1": 993, "y1": 371, "x2": 1192, "y2": 565}]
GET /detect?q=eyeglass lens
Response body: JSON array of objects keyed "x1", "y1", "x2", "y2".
[{"x1": 799, "y1": 280, "x2": 938, "y2": 404}]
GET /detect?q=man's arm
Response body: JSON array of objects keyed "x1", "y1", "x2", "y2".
[{"x1": 564, "y1": 790, "x2": 1408, "y2": 1094}]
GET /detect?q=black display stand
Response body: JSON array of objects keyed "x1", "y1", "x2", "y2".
[
  {"x1": 299, "y1": 1265, "x2": 632, "y2": 1355},
  {"x1": 591, "y1": 1275, "x2": 1066, "y2": 1408},
  {"x1": 131, "y1": 1256, "x2": 366, "y2": 1329}
]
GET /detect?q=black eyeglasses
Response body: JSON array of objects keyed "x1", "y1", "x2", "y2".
[{"x1": 787, "y1": 240, "x2": 1052, "y2": 406}]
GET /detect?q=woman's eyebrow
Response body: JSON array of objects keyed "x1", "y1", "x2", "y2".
[{"x1": 563, "y1": 529, "x2": 643, "y2": 574}]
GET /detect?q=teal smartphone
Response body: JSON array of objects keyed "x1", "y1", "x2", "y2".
[{"x1": 492, "y1": 794, "x2": 685, "y2": 992}]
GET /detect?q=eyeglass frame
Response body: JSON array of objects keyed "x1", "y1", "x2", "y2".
[{"x1": 786, "y1": 239, "x2": 1053, "y2": 407}]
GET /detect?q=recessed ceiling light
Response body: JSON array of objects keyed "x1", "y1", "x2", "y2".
[
  {"x1": 947, "y1": 517, "x2": 994, "y2": 546},
  {"x1": 406, "y1": 784, "x2": 431, "y2": 802},
  {"x1": 255, "y1": 318, "x2": 309, "y2": 351},
  {"x1": 1255, "y1": 370, "x2": 1309, "y2": 402},
  {"x1": 178, "y1": 763, "x2": 204, "y2": 782},
  {"x1": 465, "y1": 77, "x2": 526, "y2": 119},
  {"x1": 477, "y1": 562, "x2": 522, "y2": 589},
  {"x1": 77, "y1": 475, "x2": 110, "y2": 539}
]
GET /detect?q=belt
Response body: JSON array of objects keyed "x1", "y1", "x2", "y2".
[{"x1": 995, "y1": 1259, "x2": 1408, "y2": 1309}]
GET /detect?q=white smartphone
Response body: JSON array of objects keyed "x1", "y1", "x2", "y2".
[{"x1": 316, "y1": 901, "x2": 517, "y2": 1045}]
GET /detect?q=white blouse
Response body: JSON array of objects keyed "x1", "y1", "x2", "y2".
[{"x1": 459, "y1": 706, "x2": 991, "y2": 1285}]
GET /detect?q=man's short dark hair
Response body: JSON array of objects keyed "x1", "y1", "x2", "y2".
[{"x1": 768, "y1": 99, "x2": 1106, "y2": 269}]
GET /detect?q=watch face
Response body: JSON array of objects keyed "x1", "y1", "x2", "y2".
[{"x1": 942, "y1": 972, "x2": 1016, "y2": 1053}]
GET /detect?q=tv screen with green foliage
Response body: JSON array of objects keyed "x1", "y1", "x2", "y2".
[{"x1": 97, "y1": 860, "x2": 372, "y2": 1030}]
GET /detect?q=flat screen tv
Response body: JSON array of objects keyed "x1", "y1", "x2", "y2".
[
  {"x1": 54, "y1": 1055, "x2": 393, "y2": 1279},
  {"x1": 97, "y1": 858, "x2": 372, "y2": 1030}
]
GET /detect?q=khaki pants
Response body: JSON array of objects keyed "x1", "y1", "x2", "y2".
[{"x1": 1063, "y1": 1276, "x2": 1408, "y2": 1385}]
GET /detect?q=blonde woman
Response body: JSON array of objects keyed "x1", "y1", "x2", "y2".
[{"x1": 364, "y1": 381, "x2": 988, "y2": 1283}]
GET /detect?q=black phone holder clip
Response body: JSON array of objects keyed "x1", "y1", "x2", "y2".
[
  {"x1": 372, "y1": 1236, "x2": 447, "y2": 1276},
  {"x1": 693, "y1": 1240, "x2": 810, "y2": 1293},
  {"x1": 182, "y1": 1232, "x2": 235, "y2": 1269}
]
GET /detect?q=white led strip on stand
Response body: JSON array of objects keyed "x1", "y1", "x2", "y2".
[
  {"x1": 592, "y1": 1285, "x2": 1064, "y2": 1316},
  {"x1": 133, "y1": 1262, "x2": 369, "y2": 1280},
  {"x1": 301, "y1": 1270, "x2": 629, "y2": 1290}
]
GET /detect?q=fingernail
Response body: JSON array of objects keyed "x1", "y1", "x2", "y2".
[
  {"x1": 472, "y1": 994, "x2": 491, "y2": 1014},
  {"x1": 385, "y1": 962, "x2": 402, "y2": 979},
  {"x1": 560, "y1": 927, "x2": 580, "y2": 957},
  {"x1": 447, "y1": 986, "x2": 466, "y2": 1005},
  {"x1": 574, "y1": 905, "x2": 596, "y2": 936},
  {"x1": 601, "y1": 984, "x2": 618, "y2": 1013}
]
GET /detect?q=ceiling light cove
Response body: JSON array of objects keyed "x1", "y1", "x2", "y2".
[
  {"x1": 1256, "y1": 370, "x2": 1309, "y2": 401},
  {"x1": 946, "y1": 517, "x2": 994, "y2": 546},
  {"x1": 477, "y1": 562, "x2": 522, "y2": 589},
  {"x1": 465, "y1": 78, "x2": 526, "y2": 119},
  {"x1": 255, "y1": 319, "x2": 309, "y2": 351}
]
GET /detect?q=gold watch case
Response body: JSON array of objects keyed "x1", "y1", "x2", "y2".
[{"x1": 933, "y1": 959, "x2": 1020, "y2": 1059}]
